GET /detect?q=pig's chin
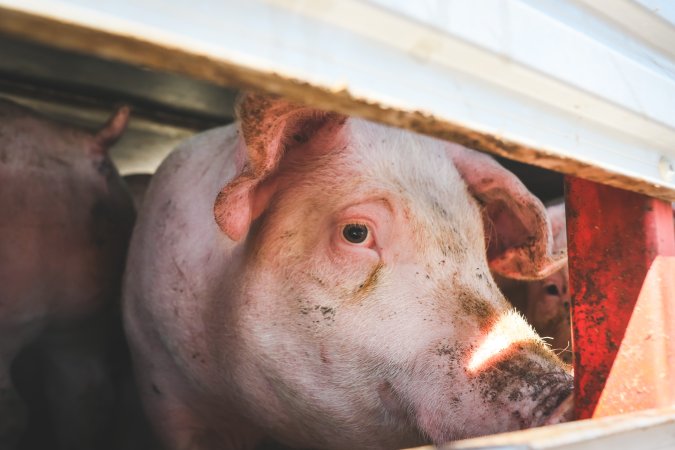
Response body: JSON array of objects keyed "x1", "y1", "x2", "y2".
[
  {"x1": 376, "y1": 381, "x2": 430, "y2": 445},
  {"x1": 377, "y1": 381, "x2": 414, "y2": 424},
  {"x1": 377, "y1": 379, "x2": 477, "y2": 444}
]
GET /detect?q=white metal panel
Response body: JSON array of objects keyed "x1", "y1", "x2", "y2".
[
  {"x1": 576, "y1": 0, "x2": 675, "y2": 61},
  {"x1": 635, "y1": 0, "x2": 675, "y2": 25},
  {"x1": 418, "y1": 405, "x2": 675, "y2": 449},
  {"x1": 0, "y1": 0, "x2": 674, "y2": 198},
  {"x1": 368, "y1": 0, "x2": 675, "y2": 132}
]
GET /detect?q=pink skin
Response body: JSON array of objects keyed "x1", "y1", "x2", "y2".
[
  {"x1": 525, "y1": 268, "x2": 571, "y2": 362},
  {"x1": 0, "y1": 100, "x2": 135, "y2": 449},
  {"x1": 124, "y1": 93, "x2": 572, "y2": 450}
]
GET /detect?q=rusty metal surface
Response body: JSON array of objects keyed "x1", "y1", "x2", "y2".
[{"x1": 564, "y1": 177, "x2": 675, "y2": 419}]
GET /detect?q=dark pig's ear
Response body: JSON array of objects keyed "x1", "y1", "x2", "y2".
[
  {"x1": 214, "y1": 92, "x2": 346, "y2": 241},
  {"x1": 446, "y1": 143, "x2": 566, "y2": 281},
  {"x1": 94, "y1": 105, "x2": 131, "y2": 152}
]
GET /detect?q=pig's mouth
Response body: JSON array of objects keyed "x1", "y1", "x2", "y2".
[
  {"x1": 521, "y1": 370, "x2": 574, "y2": 429},
  {"x1": 538, "y1": 391, "x2": 574, "y2": 426}
]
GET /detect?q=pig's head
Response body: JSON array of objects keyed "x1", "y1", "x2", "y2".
[
  {"x1": 523, "y1": 203, "x2": 572, "y2": 363},
  {"x1": 213, "y1": 94, "x2": 572, "y2": 448}
]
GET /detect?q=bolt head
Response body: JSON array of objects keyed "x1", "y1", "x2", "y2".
[{"x1": 658, "y1": 156, "x2": 675, "y2": 182}]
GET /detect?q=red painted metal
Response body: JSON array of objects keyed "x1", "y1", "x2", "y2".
[
  {"x1": 564, "y1": 177, "x2": 675, "y2": 420},
  {"x1": 594, "y1": 256, "x2": 675, "y2": 417}
]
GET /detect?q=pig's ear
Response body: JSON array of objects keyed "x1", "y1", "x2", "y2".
[
  {"x1": 214, "y1": 92, "x2": 346, "y2": 241},
  {"x1": 447, "y1": 144, "x2": 566, "y2": 281},
  {"x1": 546, "y1": 202, "x2": 568, "y2": 250},
  {"x1": 94, "y1": 105, "x2": 131, "y2": 152}
]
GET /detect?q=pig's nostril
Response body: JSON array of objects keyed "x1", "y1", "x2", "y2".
[{"x1": 467, "y1": 310, "x2": 541, "y2": 373}]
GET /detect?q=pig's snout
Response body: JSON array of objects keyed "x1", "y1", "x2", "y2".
[
  {"x1": 465, "y1": 310, "x2": 574, "y2": 430},
  {"x1": 467, "y1": 310, "x2": 542, "y2": 373}
]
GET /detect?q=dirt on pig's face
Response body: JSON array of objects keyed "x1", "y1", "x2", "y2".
[{"x1": 229, "y1": 120, "x2": 572, "y2": 448}]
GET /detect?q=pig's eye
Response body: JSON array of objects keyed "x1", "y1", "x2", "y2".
[
  {"x1": 545, "y1": 284, "x2": 560, "y2": 296},
  {"x1": 343, "y1": 224, "x2": 369, "y2": 244}
]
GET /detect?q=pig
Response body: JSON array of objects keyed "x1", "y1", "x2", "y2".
[
  {"x1": 499, "y1": 201, "x2": 675, "y2": 365},
  {"x1": 123, "y1": 93, "x2": 573, "y2": 450},
  {"x1": 0, "y1": 99, "x2": 136, "y2": 449},
  {"x1": 495, "y1": 203, "x2": 571, "y2": 364},
  {"x1": 521, "y1": 204, "x2": 571, "y2": 363}
]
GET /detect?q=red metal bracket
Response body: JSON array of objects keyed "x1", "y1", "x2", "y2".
[{"x1": 564, "y1": 177, "x2": 675, "y2": 419}]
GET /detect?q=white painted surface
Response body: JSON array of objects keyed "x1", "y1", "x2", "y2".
[
  {"x1": 1, "y1": 0, "x2": 674, "y2": 196},
  {"x1": 635, "y1": 0, "x2": 675, "y2": 25},
  {"x1": 432, "y1": 406, "x2": 675, "y2": 449}
]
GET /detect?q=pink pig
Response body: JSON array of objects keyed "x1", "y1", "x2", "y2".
[
  {"x1": 496, "y1": 203, "x2": 571, "y2": 364},
  {"x1": 123, "y1": 93, "x2": 573, "y2": 449},
  {"x1": 499, "y1": 201, "x2": 675, "y2": 365},
  {"x1": 523, "y1": 204, "x2": 571, "y2": 363},
  {"x1": 0, "y1": 99, "x2": 135, "y2": 449}
]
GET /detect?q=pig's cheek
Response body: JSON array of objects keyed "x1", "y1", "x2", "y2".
[
  {"x1": 525, "y1": 285, "x2": 544, "y2": 320},
  {"x1": 325, "y1": 251, "x2": 380, "y2": 287},
  {"x1": 542, "y1": 294, "x2": 564, "y2": 319}
]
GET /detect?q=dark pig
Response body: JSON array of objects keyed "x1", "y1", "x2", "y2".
[{"x1": 0, "y1": 99, "x2": 135, "y2": 449}]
